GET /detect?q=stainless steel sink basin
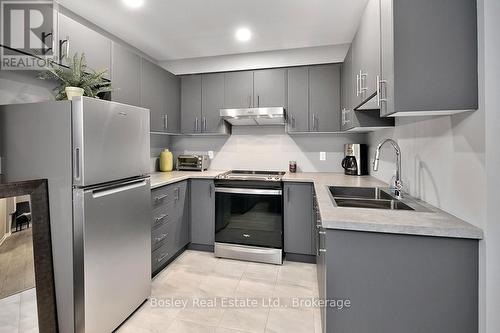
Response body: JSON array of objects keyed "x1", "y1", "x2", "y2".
[
  {"x1": 329, "y1": 186, "x2": 394, "y2": 200},
  {"x1": 328, "y1": 186, "x2": 430, "y2": 212},
  {"x1": 333, "y1": 198, "x2": 414, "y2": 211}
]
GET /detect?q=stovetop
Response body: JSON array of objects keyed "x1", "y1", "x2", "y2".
[{"x1": 216, "y1": 170, "x2": 286, "y2": 182}]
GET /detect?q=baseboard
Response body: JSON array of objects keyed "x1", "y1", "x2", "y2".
[
  {"x1": 285, "y1": 253, "x2": 317, "y2": 264},
  {"x1": 187, "y1": 243, "x2": 214, "y2": 252}
]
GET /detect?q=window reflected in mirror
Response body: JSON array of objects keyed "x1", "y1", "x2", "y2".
[{"x1": 0, "y1": 194, "x2": 38, "y2": 332}]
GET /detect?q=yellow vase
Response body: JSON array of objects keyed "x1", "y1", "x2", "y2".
[{"x1": 159, "y1": 149, "x2": 173, "y2": 172}]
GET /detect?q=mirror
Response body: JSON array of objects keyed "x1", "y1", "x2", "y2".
[{"x1": 0, "y1": 180, "x2": 57, "y2": 333}]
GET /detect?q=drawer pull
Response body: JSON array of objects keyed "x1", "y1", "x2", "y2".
[
  {"x1": 154, "y1": 214, "x2": 168, "y2": 224},
  {"x1": 154, "y1": 233, "x2": 168, "y2": 243},
  {"x1": 157, "y1": 253, "x2": 169, "y2": 262},
  {"x1": 318, "y1": 249, "x2": 327, "y2": 253},
  {"x1": 319, "y1": 231, "x2": 326, "y2": 235},
  {"x1": 154, "y1": 194, "x2": 168, "y2": 202}
]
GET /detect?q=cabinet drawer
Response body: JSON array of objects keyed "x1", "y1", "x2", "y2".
[
  {"x1": 151, "y1": 181, "x2": 187, "y2": 209},
  {"x1": 152, "y1": 201, "x2": 176, "y2": 228},
  {"x1": 152, "y1": 217, "x2": 177, "y2": 251},
  {"x1": 152, "y1": 241, "x2": 176, "y2": 272}
]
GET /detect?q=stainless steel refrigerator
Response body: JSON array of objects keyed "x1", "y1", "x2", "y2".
[{"x1": 0, "y1": 97, "x2": 151, "y2": 333}]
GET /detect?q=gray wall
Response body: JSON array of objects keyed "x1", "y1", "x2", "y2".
[{"x1": 171, "y1": 126, "x2": 367, "y2": 172}]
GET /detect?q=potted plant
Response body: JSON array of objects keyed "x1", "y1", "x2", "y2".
[{"x1": 40, "y1": 53, "x2": 112, "y2": 100}]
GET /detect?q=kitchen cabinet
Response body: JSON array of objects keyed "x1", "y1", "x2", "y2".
[
  {"x1": 341, "y1": 47, "x2": 394, "y2": 132},
  {"x1": 58, "y1": 12, "x2": 111, "y2": 79},
  {"x1": 190, "y1": 179, "x2": 215, "y2": 247},
  {"x1": 151, "y1": 181, "x2": 189, "y2": 275},
  {"x1": 224, "y1": 71, "x2": 254, "y2": 108},
  {"x1": 141, "y1": 58, "x2": 180, "y2": 133},
  {"x1": 309, "y1": 64, "x2": 341, "y2": 132},
  {"x1": 110, "y1": 42, "x2": 140, "y2": 106},
  {"x1": 202, "y1": 73, "x2": 228, "y2": 133},
  {"x1": 317, "y1": 228, "x2": 478, "y2": 333},
  {"x1": 286, "y1": 67, "x2": 310, "y2": 132},
  {"x1": 284, "y1": 182, "x2": 315, "y2": 256},
  {"x1": 379, "y1": 0, "x2": 478, "y2": 116},
  {"x1": 253, "y1": 68, "x2": 286, "y2": 107},
  {"x1": 351, "y1": 0, "x2": 381, "y2": 108},
  {"x1": 181, "y1": 75, "x2": 202, "y2": 134}
]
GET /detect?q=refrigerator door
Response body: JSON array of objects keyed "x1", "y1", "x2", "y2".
[
  {"x1": 73, "y1": 177, "x2": 151, "y2": 333},
  {"x1": 72, "y1": 97, "x2": 150, "y2": 187}
]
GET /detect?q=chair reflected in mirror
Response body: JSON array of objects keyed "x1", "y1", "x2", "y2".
[{"x1": 0, "y1": 180, "x2": 57, "y2": 333}]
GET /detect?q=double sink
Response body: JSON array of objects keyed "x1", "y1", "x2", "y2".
[{"x1": 329, "y1": 186, "x2": 429, "y2": 212}]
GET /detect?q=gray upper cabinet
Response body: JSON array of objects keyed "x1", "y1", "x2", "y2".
[
  {"x1": 141, "y1": 58, "x2": 180, "y2": 133},
  {"x1": 58, "y1": 13, "x2": 111, "y2": 79},
  {"x1": 181, "y1": 75, "x2": 202, "y2": 134},
  {"x1": 284, "y1": 182, "x2": 315, "y2": 255},
  {"x1": 111, "y1": 42, "x2": 140, "y2": 106},
  {"x1": 202, "y1": 73, "x2": 227, "y2": 133},
  {"x1": 190, "y1": 179, "x2": 215, "y2": 246},
  {"x1": 309, "y1": 64, "x2": 341, "y2": 132},
  {"x1": 224, "y1": 71, "x2": 254, "y2": 108},
  {"x1": 379, "y1": 0, "x2": 478, "y2": 116},
  {"x1": 287, "y1": 67, "x2": 310, "y2": 132},
  {"x1": 253, "y1": 68, "x2": 286, "y2": 107}
]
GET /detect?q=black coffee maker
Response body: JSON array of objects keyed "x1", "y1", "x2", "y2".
[{"x1": 341, "y1": 144, "x2": 368, "y2": 176}]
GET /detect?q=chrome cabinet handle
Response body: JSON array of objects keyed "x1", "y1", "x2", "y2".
[
  {"x1": 378, "y1": 79, "x2": 388, "y2": 105},
  {"x1": 155, "y1": 233, "x2": 168, "y2": 243},
  {"x1": 359, "y1": 71, "x2": 368, "y2": 94},
  {"x1": 209, "y1": 183, "x2": 213, "y2": 198},
  {"x1": 356, "y1": 73, "x2": 360, "y2": 96},
  {"x1": 318, "y1": 249, "x2": 326, "y2": 253},
  {"x1": 154, "y1": 214, "x2": 168, "y2": 224},
  {"x1": 319, "y1": 231, "x2": 326, "y2": 235},
  {"x1": 202, "y1": 117, "x2": 207, "y2": 132},
  {"x1": 287, "y1": 187, "x2": 290, "y2": 202},
  {"x1": 257, "y1": 95, "x2": 260, "y2": 107},
  {"x1": 164, "y1": 114, "x2": 168, "y2": 130},
  {"x1": 291, "y1": 115, "x2": 296, "y2": 128},
  {"x1": 175, "y1": 187, "x2": 180, "y2": 200},
  {"x1": 157, "y1": 252, "x2": 169, "y2": 262},
  {"x1": 248, "y1": 95, "x2": 252, "y2": 107},
  {"x1": 59, "y1": 36, "x2": 69, "y2": 63},
  {"x1": 376, "y1": 75, "x2": 381, "y2": 107},
  {"x1": 154, "y1": 194, "x2": 168, "y2": 202}
]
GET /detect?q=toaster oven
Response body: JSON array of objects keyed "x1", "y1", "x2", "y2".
[{"x1": 176, "y1": 154, "x2": 210, "y2": 171}]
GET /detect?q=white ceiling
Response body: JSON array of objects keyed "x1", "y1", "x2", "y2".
[{"x1": 57, "y1": 0, "x2": 368, "y2": 62}]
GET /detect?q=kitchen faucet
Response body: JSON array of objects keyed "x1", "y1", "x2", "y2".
[{"x1": 373, "y1": 138, "x2": 403, "y2": 199}]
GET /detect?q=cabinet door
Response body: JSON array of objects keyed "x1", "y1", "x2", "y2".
[
  {"x1": 111, "y1": 42, "x2": 140, "y2": 106},
  {"x1": 356, "y1": 0, "x2": 381, "y2": 103},
  {"x1": 164, "y1": 71, "x2": 181, "y2": 133},
  {"x1": 190, "y1": 180, "x2": 215, "y2": 246},
  {"x1": 173, "y1": 181, "x2": 189, "y2": 248},
  {"x1": 341, "y1": 47, "x2": 354, "y2": 131},
  {"x1": 379, "y1": 0, "x2": 395, "y2": 116},
  {"x1": 253, "y1": 68, "x2": 286, "y2": 107},
  {"x1": 309, "y1": 64, "x2": 341, "y2": 132},
  {"x1": 284, "y1": 182, "x2": 314, "y2": 255},
  {"x1": 201, "y1": 73, "x2": 225, "y2": 133},
  {"x1": 287, "y1": 67, "x2": 310, "y2": 132},
  {"x1": 224, "y1": 71, "x2": 254, "y2": 108},
  {"x1": 58, "y1": 13, "x2": 111, "y2": 79},
  {"x1": 141, "y1": 58, "x2": 167, "y2": 132},
  {"x1": 181, "y1": 75, "x2": 202, "y2": 134}
]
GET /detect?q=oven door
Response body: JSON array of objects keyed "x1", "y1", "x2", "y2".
[{"x1": 215, "y1": 184, "x2": 283, "y2": 249}]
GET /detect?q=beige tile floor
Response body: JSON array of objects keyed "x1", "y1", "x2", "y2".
[
  {"x1": 0, "y1": 287, "x2": 39, "y2": 333},
  {"x1": 117, "y1": 250, "x2": 322, "y2": 333}
]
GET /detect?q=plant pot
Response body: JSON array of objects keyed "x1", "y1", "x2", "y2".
[{"x1": 65, "y1": 87, "x2": 84, "y2": 100}]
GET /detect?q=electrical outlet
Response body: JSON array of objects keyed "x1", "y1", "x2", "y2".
[
  {"x1": 320, "y1": 152, "x2": 326, "y2": 161},
  {"x1": 208, "y1": 151, "x2": 214, "y2": 159}
]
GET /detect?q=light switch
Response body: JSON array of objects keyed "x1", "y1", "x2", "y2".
[
  {"x1": 320, "y1": 152, "x2": 326, "y2": 161},
  {"x1": 208, "y1": 151, "x2": 214, "y2": 159}
]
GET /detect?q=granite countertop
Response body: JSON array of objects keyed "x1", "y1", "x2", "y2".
[
  {"x1": 150, "y1": 170, "x2": 227, "y2": 189},
  {"x1": 150, "y1": 170, "x2": 483, "y2": 239},
  {"x1": 283, "y1": 172, "x2": 483, "y2": 239}
]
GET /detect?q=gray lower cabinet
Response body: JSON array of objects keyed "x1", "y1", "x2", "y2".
[
  {"x1": 181, "y1": 75, "x2": 202, "y2": 134},
  {"x1": 111, "y1": 42, "x2": 140, "y2": 106},
  {"x1": 224, "y1": 71, "x2": 254, "y2": 108},
  {"x1": 317, "y1": 228, "x2": 478, "y2": 333},
  {"x1": 151, "y1": 181, "x2": 189, "y2": 275},
  {"x1": 57, "y1": 12, "x2": 111, "y2": 79},
  {"x1": 287, "y1": 67, "x2": 310, "y2": 132},
  {"x1": 190, "y1": 179, "x2": 215, "y2": 246},
  {"x1": 253, "y1": 68, "x2": 286, "y2": 108},
  {"x1": 379, "y1": 0, "x2": 478, "y2": 116},
  {"x1": 284, "y1": 182, "x2": 315, "y2": 256},
  {"x1": 309, "y1": 64, "x2": 341, "y2": 132},
  {"x1": 141, "y1": 58, "x2": 180, "y2": 133}
]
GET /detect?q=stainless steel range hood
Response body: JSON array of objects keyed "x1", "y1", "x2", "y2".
[{"x1": 220, "y1": 107, "x2": 286, "y2": 126}]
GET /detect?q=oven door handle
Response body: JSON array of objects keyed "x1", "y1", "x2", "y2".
[{"x1": 215, "y1": 187, "x2": 282, "y2": 196}]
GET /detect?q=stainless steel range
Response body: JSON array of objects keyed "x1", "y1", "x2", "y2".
[{"x1": 214, "y1": 170, "x2": 285, "y2": 265}]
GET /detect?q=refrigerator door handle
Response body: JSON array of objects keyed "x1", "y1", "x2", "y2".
[
  {"x1": 73, "y1": 147, "x2": 81, "y2": 181},
  {"x1": 91, "y1": 179, "x2": 148, "y2": 198}
]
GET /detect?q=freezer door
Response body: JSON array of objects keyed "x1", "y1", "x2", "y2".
[
  {"x1": 72, "y1": 97, "x2": 150, "y2": 187},
  {"x1": 73, "y1": 177, "x2": 151, "y2": 333}
]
